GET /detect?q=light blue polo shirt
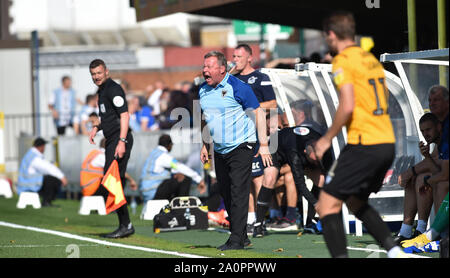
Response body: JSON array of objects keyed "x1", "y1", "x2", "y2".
[{"x1": 199, "y1": 73, "x2": 260, "y2": 154}]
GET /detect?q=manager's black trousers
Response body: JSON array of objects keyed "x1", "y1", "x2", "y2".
[
  {"x1": 214, "y1": 142, "x2": 254, "y2": 246},
  {"x1": 95, "y1": 132, "x2": 133, "y2": 226}
]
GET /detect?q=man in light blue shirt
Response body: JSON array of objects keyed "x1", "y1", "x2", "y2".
[{"x1": 199, "y1": 51, "x2": 272, "y2": 251}]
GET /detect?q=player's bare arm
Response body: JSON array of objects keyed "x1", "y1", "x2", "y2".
[{"x1": 314, "y1": 83, "x2": 354, "y2": 160}]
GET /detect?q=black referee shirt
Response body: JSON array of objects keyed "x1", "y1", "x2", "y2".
[{"x1": 97, "y1": 78, "x2": 128, "y2": 139}]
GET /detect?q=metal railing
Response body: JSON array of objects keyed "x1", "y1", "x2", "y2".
[{"x1": 3, "y1": 113, "x2": 55, "y2": 162}]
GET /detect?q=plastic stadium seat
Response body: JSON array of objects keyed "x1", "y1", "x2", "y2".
[
  {"x1": 140, "y1": 199, "x2": 169, "y2": 220},
  {"x1": 17, "y1": 192, "x2": 41, "y2": 209},
  {"x1": 78, "y1": 196, "x2": 106, "y2": 215}
]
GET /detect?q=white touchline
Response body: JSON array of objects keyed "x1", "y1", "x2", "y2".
[
  {"x1": 347, "y1": 246, "x2": 429, "y2": 258},
  {"x1": 0, "y1": 221, "x2": 207, "y2": 258}
]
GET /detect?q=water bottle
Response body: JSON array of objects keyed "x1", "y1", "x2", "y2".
[
  {"x1": 184, "y1": 208, "x2": 191, "y2": 229},
  {"x1": 130, "y1": 197, "x2": 137, "y2": 215},
  {"x1": 227, "y1": 62, "x2": 236, "y2": 72}
]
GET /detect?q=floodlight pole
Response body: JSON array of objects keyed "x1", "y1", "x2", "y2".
[
  {"x1": 407, "y1": 0, "x2": 418, "y2": 93},
  {"x1": 437, "y1": 0, "x2": 447, "y2": 86},
  {"x1": 31, "y1": 30, "x2": 41, "y2": 137}
]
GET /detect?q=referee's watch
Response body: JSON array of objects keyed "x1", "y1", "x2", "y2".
[{"x1": 119, "y1": 137, "x2": 128, "y2": 144}]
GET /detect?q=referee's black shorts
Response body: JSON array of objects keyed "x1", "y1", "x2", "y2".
[{"x1": 323, "y1": 143, "x2": 395, "y2": 201}]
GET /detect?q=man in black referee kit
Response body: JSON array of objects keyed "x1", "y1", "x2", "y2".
[{"x1": 88, "y1": 59, "x2": 134, "y2": 238}]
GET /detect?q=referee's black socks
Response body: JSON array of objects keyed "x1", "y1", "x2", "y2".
[
  {"x1": 117, "y1": 204, "x2": 131, "y2": 228},
  {"x1": 255, "y1": 186, "x2": 274, "y2": 224}
]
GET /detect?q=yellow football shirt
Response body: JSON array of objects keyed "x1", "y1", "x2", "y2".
[{"x1": 332, "y1": 46, "x2": 395, "y2": 145}]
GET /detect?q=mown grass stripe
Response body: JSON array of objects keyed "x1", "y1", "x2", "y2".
[{"x1": 0, "y1": 221, "x2": 208, "y2": 258}]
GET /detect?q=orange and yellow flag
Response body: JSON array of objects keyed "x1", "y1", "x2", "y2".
[{"x1": 101, "y1": 160, "x2": 127, "y2": 214}]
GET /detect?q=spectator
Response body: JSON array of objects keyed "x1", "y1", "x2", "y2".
[
  {"x1": 16, "y1": 137, "x2": 68, "y2": 207},
  {"x1": 147, "y1": 80, "x2": 165, "y2": 117},
  {"x1": 127, "y1": 95, "x2": 141, "y2": 132},
  {"x1": 88, "y1": 112, "x2": 103, "y2": 138},
  {"x1": 175, "y1": 81, "x2": 194, "y2": 114},
  {"x1": 140, "y1": 134, "x2": 206, "y2": 202},
  {"x1": 144, "y1": 84, "x2": 155, "y2": 104},
  {"x1": 428, "y1": 85, "x2": 449, "y2": 143},
  {"x1": 395, "y1": 86, "x2": 449, "y2": 244},
  {"x1": 127, "y1": 95, "x2": 157, "y2": 132},
  {"x1": 138, "y1": 102, "x2": 158, "y2": 132},
  {"x1": 120, "y1": 80, "x2": 131, "y2": 95},
  {"x1": 48, "y1": 75, "x2": 77, "y2": 135},
  {"x1": 73, "y1": 94, "x2": 98, "y2": 135},
  {"x1": 80, "y1": 138, "x2": 137, "y2": 197},
  {"x1": 159, "y1": 88, "x2": 172, "y2": 115},
  {"x1": 164, "y1": 81, "x2": 194, "y2": 127}
]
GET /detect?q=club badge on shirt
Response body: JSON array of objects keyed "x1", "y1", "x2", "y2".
[{"x1": 247, "y1": 76, "x2": 258, "y2": 84}]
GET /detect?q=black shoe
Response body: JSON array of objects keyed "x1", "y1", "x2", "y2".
[
  {"x1": 253, "y1": 222, "x2": 265, "y2": 238},
  {"x1": 42, "y1": 201, "x2": 60, "y2": 208},
  {"x1": 217, "y1": 238, "x2": 231, "y2": 250},
  {"x1": 102, "y1": 224, "x2": 135, "y2": 239},
  {"x1": 217, "y1": 237, "x2": 250, "y2": 250},
  {"x1": 244, "y1": 236, "x2": 251, "y2": 247},
  {"x1": 219, "y1": 242, "x2": 244, "y2": 251}
]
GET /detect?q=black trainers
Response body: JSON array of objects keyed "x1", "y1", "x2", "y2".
[
  {"x1": 102, "y1": 224, "x2": 135, "y2": 239},
  {"x1": 268, "y1": 217, "x2": 298, "y2": 231},
  {"x1": 253, "y1": 222, "x2": 265, "y2": 238}
]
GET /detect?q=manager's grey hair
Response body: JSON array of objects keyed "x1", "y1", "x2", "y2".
[{"x1": 204, "y1": 51, "x2": 227, "y2": 68}]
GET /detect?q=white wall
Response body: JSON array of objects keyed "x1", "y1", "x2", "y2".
[
  {"x1": 136, "y1": 47, "x2": 164, "y2": 69},
  {"x1": 0, "y1": 48, "x2": 33, "y2": 115},
  {"x1": 39, "y1": 66, "x2": 98, "y2": 116},
  {"x1": 10, "y1": 0, "x2": 137, "y2": 33}
]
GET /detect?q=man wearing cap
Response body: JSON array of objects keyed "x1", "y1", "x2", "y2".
[{"x1": 17, "y1": 137, "x2": 68, "y2": 206}]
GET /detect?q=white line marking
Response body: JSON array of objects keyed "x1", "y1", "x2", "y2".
[
  {"x1": 0, "y1": 244, "x2": 98, "y2": 248},
  {"x1": 347, "y1": 246, "x2": 430, "y2": 258},
  {"x1": 0, "y1": 221, "x2": 207, "y2": 258}
]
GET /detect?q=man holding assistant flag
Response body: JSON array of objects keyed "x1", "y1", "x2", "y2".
[
  {"x1": 102, "y1": 159, "x2": 127, "y2": 215},
  {"x1": 88, "y1": 59, "x2": 135, "y2": 238}
]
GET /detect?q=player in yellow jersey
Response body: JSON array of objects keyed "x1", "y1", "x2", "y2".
[{"x1": 311, "y1": 11, "x2": 407, "y2": 258}]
